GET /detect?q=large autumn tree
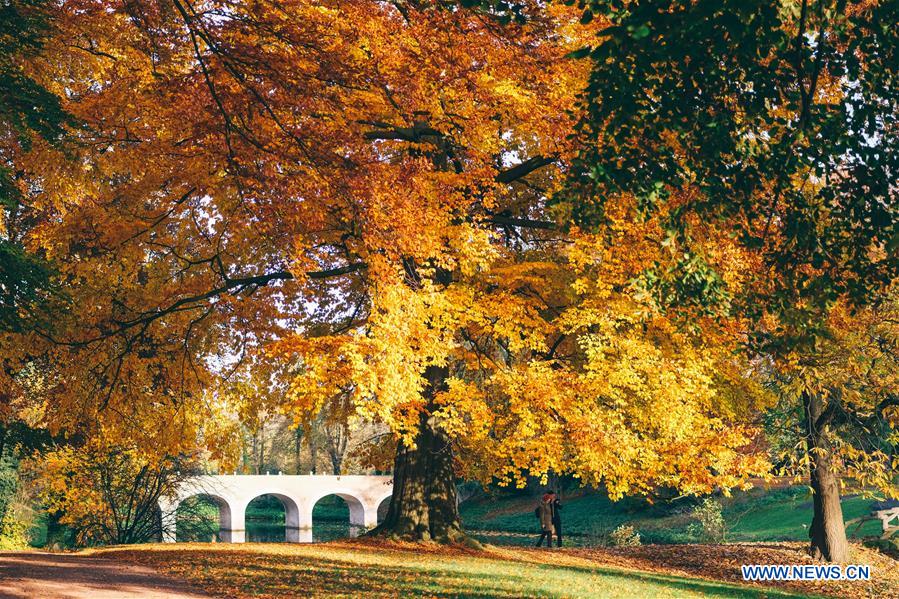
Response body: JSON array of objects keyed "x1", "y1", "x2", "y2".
[
  {"x1": 5, "y1": 0, "x2": 768, "y2": 542},
  {"x1": 565, "y1": 0, "x2": 899, "y2": 561}
]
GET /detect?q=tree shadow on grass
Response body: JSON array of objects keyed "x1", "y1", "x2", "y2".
[
  {"x1": 526, "y1": 561, "x2": 821, "y2": 599},
  {"x1": 110, "y1": 548, "x2": 819, "y2": 598}
]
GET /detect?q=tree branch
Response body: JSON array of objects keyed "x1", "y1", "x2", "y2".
[
  {"x1": 494, "y1": 155, "x2": 556, "y2": 184},
  {"x1": 39, "y1": 263, "x2": 367, "y2": 348},
  {"x1": 485, "y1": 215, "x2": 557, "y2": 230}
]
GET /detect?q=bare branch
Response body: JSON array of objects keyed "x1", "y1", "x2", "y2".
[
  {"x1": 485, "y1": 215, "x2": 557, "y2": 230},
  {"x1": 494, "y1": 155, "x2": 556, "y2": 184}
]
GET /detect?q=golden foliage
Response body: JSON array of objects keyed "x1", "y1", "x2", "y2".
[{"x1": 3, "y1": 0, "x2": 774, "y2": 496}]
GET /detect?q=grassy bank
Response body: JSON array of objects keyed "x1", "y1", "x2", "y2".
[
  {"x1": 460, "y1": 486, "x2": 886, "y2": 547},
  {"x1": 93, "y1": 540, "x2": 838, "y2": 598}
]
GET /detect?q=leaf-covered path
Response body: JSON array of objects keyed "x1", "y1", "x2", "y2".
[{"x1": 0, "y1": 552, "x2": 211, "y2": 599}]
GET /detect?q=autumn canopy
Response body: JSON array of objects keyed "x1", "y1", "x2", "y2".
[{"x1": 1, "y1": 0, "x2": 896, "y2": 560}]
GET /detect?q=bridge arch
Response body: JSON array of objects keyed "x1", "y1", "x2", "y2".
[
  {"x1": 162, "y1": 492, "x2": 239, "y2": 543},
  {"x1": 244, "y1": 491, "x2": 302, "y2": 542},
  {"x1": 309, "y1": 489, "x2": 369, "y2": 540},
  {"x1": 375, "y1": 493, "x2": 393, "y2": 524}
]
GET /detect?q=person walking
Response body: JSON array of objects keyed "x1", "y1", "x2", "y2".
[
  {"x1": 535, "y1": 492, "x2": 555, "y2": 548},
  {"x1": 550, "y1": 491, "x2": 563, "y2": 547}
]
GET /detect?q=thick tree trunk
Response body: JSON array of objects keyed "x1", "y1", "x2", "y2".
[
  {"x1": 804, "y1": 392, "x2": 850, "y2": 563},
  {"x1": 372, "y1": 365, "x2": 465, "y2": 543}
]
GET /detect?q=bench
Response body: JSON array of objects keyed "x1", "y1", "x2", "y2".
[{"x1": 872, "y1": 500, "x2": 899, "y2": 538}]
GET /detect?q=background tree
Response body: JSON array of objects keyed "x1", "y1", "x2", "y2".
[
  {"x1": 764, "y1": 298, "x2": 899, "y2": 550},
  {"x1": 323, "y1": 418, "x2": 350, "y2": 476},
  {"x1": 0, "y1": 2, "x2": 74, "y2": 503},
  {"x1": 565, "y1": 0, "x2": 899, "y2": 561},
  {"x1": 0, "y1": 423, "x2": 54, "y2": 548}
]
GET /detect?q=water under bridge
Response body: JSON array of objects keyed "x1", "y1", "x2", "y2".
[{"x1": 158, "y1": 474, "x2": 394, "y2": 543}]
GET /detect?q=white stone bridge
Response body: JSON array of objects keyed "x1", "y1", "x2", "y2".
[{"x1": 158, "y1": 475, "x2": 393, "y2": 543}]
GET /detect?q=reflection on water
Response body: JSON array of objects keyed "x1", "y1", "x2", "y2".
[
  {"x1": 244, "y1": 494, "x2": 361, "y2": 543},
  {"x1": 245, "y1": 521, "x2": 365, "y2": 543},
  {"x1": 245, "y1": 494, "x2": 286, "y2": 542},
  {"x1": 176, "y1": 495, "x2": 221, "y2": 542},
  {"x1": 177, "y1": 493, "x2": 368, "y2": 543},
  {"x1": 246, "y1": 521, "x2": 285, "y2": 543}
]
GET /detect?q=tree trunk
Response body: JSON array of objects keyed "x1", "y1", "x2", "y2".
[
  {"x1": 325, "y1": 423, "x2": 347, "y2": 475},
  {"x1": 256, "y1": 427, "x2": 266, "y2": 474},
  {"x1": 309, "y1": 427, "x2": 318, "y2": 474},
  {"x1": 328, "y1": 444, "x2": 343, "y2": 475},
  {"x1": 294, "y1": 427, "x2": 303, "y2": 475},
  {"x1": 804, "y1": 392, "x2": 850, "y2": 563},
  {"x1": 372, "y1": 365, "x2": 465, "y2": 543}
]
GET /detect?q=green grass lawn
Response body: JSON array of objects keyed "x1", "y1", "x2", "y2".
[
  {"x1": 726, "y1": 489, "x2": 883, "y2": 541},
  {"x1": 25, "y1": 480, "x2": 885, "y2": 551},
  {"x1": 460, "y1": 486, "x2": 885, "y2": 546},
  {"x1": 99, "y1": 541, "x2": 821, "y2": 599}
]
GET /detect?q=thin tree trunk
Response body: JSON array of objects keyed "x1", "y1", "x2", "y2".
[
  {"x1": 372, "y1": 365, "x2": 464, "y2": 543},
  {"x1": 804, "y1": 391, "x2": 850, "y2": 562},
  {"x1": 328, "y1": 442, "x2": 342, "y2": 475},
  {"x1": 309, "y1": 427, "x2": 318, "y2": 474},
  {"x1": 294, "y1": 427, "x2": 303, "y2": 475},
  {"x1": 257, "y1": 425, "x2": 266, "y2": 474},
  {"x1": 326, "y1": 423, "x2": 348, "y2": 475}
]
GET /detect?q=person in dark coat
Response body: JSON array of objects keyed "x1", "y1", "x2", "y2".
[
  {"x1": 535, "y1": 493, "x2": 555, "y2": 547},
  {"x1": 550, "y1": 491, "x2": 563, "y2": 547}
]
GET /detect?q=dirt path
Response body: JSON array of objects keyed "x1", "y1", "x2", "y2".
[{"x1": 0, "y1": 552, "x2": 215, "y2": 599}]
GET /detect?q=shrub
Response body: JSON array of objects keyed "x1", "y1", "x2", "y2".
[
  {"x1": 27, "y1": 443, "x2": 200, "y2": 546},
  {"x1": 0, "y1": 458, "x2": 35, "y2": 550},
  {"x1": 0, "y1": 502, "x2": 31, "y2": 550},
  {"x1": 456, "y1": 481, "x2": 483, "y2": 504},
  {"x1": 580, "y1": 516, "x2": 620, "y2": 546},
  {"x1": 610, "y1": 524, "x2": 641, "y2": 547},
  {"x1": 688, "y1": 497, "x2": 726, "y2": 543}
]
